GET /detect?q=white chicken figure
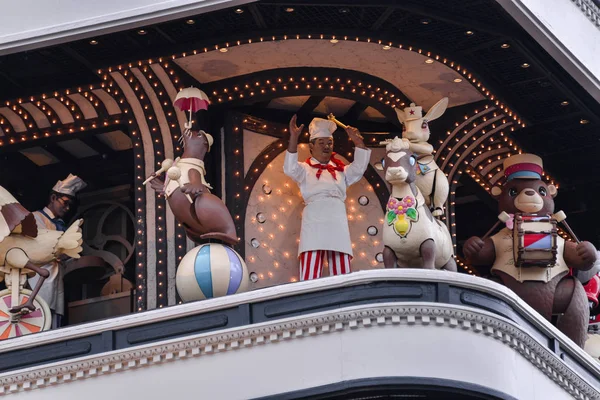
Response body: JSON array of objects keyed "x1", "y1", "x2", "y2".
[
  {"x1": 395, "y1": 98, "x2": 450, "y2": 217},
  {"x1": 0, "y1": 186, "x2": 83, "y2": 314}
]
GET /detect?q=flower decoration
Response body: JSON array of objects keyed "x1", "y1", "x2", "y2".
[{"x1": 386, "y1": 196, "x2": 419, "y2": 237}]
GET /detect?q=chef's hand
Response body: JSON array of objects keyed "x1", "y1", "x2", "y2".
[
  {"x1": 345, "y1": 125, "x2": 367, "y2": 149},
  {"x1": 289, "y1": 115, "x2": 303, "y2": 140},
  {"x1": 287, "y1": 114, "x2": 304, "y2": 153}
]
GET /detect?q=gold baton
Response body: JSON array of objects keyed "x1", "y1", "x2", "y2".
[
  {"x1": 327, "y1": 113, "x2": 363, "y2": 139},
  {"x1": 327, "y1": 113, "x2": 348, "y2": 129}
]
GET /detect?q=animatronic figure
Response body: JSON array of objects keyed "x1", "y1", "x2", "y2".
[
  {"x1": 29, "y1": 174, "x2": 86, "y2": 328},
  {"x1": 284, "y1": 115, "x2": 371, "y2": 281},
  {"x1": 395, "y1": 98, "x2": 449, "y2": 217},
  {"x1": 376, "y1": 137, "x2": 456, "y2": 271},
  {"x1": 463, "y1": 154, "x2": 597, "y2": 347},
  {"x1": 147, "y1": 130, "x2": 238, "y2": 245},
  {"x1": 0, "y1": 185, "x2": 83, "y2": 315}
]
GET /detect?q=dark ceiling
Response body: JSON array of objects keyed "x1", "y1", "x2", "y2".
[{"x1": 0, "y1": 0, "x2": 599, "y2": 259}]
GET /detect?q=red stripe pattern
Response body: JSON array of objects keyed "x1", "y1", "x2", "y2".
[
  {"x1": 299, "y1": 250, "x2": 352, "y2": 281},
  {"x1": 504, "y1": 162, "x2": 543, "y2": 179}
]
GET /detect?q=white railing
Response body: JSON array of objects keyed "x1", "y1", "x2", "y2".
[{"x1": 0, "y1": 269, "x2": 598, "y2": 399}]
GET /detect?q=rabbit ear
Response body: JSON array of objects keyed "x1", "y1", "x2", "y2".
[
  {"x1": 424, "y1": 97, "x2": 448, "y2": 122},
  {"x1": 395, "y1": 107, "x2": 406, "y2": 125}
]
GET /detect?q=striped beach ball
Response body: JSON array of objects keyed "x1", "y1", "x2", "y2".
[{"x1": 176, "y1": 243, "x2": 250, "y2": 302}]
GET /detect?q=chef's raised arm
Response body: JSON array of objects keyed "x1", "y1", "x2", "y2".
[
  {"x1": 343, "y1": 126, "x2": 371, "y2": 186},
  {"x1": 283, "y1": 115, "x2": 307, "y2": 183}
]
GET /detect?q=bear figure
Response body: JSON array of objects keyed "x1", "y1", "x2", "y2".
[{"x1": 463, "y1": 153, "x2": 597, "y2": 347}]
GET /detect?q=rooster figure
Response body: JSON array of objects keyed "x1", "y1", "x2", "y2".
[{"x1": 0, "y1": 186, "x2": 83, "y2": 314}]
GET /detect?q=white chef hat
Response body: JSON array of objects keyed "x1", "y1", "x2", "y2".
[
  {"x1": 308, "y1": 118, "x2": 336, "y2": 141},
  {"x1": 52, "y1": 174, "x2": 87, "y2": 197}
]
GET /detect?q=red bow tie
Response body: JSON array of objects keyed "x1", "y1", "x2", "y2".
[{"x1": 305, "y1": 154, "x2": 345, "y2": 180}]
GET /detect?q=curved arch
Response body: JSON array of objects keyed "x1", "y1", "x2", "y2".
[
  {"x1": 67, "y1": 93, "x2": 98, "y2": 120},
  {"x1": 113, "y1": 30, "x2": 526, "y2": 127},
  {"x1": 140, "y1": 63, "x2": 189, "y2": 305},
  {"x1": 202, "y1": 67, "x2": 409, "y2": 128},
  {"x1": 20, "y1": 102, "x2": 51, "y2": 129},
  {"x1": 10, "y1": 103, "x2": 39, "y2": 131}
]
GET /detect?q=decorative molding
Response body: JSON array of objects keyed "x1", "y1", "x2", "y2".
[
  {"x1": 0, "y1": 269, "x2": 596, "y2": 362},
  {"x1": 572, "y1": 0, "x2": 600, "y2": 28},
  {"x1": 0, "y1": 303, "x2": 597, "y2": 398}
]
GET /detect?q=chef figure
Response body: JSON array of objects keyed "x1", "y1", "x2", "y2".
[
  {"x1": 28, "y1": 174, "x2": 86, "y2": 328},
  {"x1": 284, "y1": 115, "x2": 371, "y2": 281}
]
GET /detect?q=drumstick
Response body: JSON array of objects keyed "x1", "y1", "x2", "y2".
[
  {"x1": 553, "y1": 210, "x2": 580, "y2": 243},
  {"x1": 482, "y1": 211, "x2": 512, "y2": 240},
  {"x1": 327, "y1": 113, "x2": 364, "y2": 139},
  {"x1": 327, "y1": 113, "x2": 348, "y2": 129},
  {"x1": 143, "y1": 159, "x2": 174, "y2": 185}
]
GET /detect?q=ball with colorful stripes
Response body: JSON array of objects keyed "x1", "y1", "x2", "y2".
[{"x1": 176, "y1": 243, "x2": 250, "y2": 302}]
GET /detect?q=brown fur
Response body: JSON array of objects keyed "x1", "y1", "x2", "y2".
[
  {"x1": 464, "y1": 177, "x2": 597, "y2": 347},
  {"x1": 150, "y1": 131, "x2": 238, "y2": 245}
]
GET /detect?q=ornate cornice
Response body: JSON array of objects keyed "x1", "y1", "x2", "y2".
[
  {"x1": 572, "y1": 0, "x2": 600, "y2": 28},
  {"x1": 0, "y1": 303, "x2": 597, "y2": 398}
]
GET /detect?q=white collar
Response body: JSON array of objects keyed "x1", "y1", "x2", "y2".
[
  {"x1": 43, "y1": 207, "x2": 56, "y2": 219},
  {"x1": 310, "y1": 157, "x2": 333, "y2": 166}
]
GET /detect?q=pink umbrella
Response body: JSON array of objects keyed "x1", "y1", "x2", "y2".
[{"x1": 173, "y1": 86, "x2": 210, "y2": 130}]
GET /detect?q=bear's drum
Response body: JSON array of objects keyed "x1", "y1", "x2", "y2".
[
  {"x1": 176, "y1": 243, "x2": 249, "y2": 302},
  {"x1": 513, "y1": 214, "x2": 558, "y2": 268}
]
